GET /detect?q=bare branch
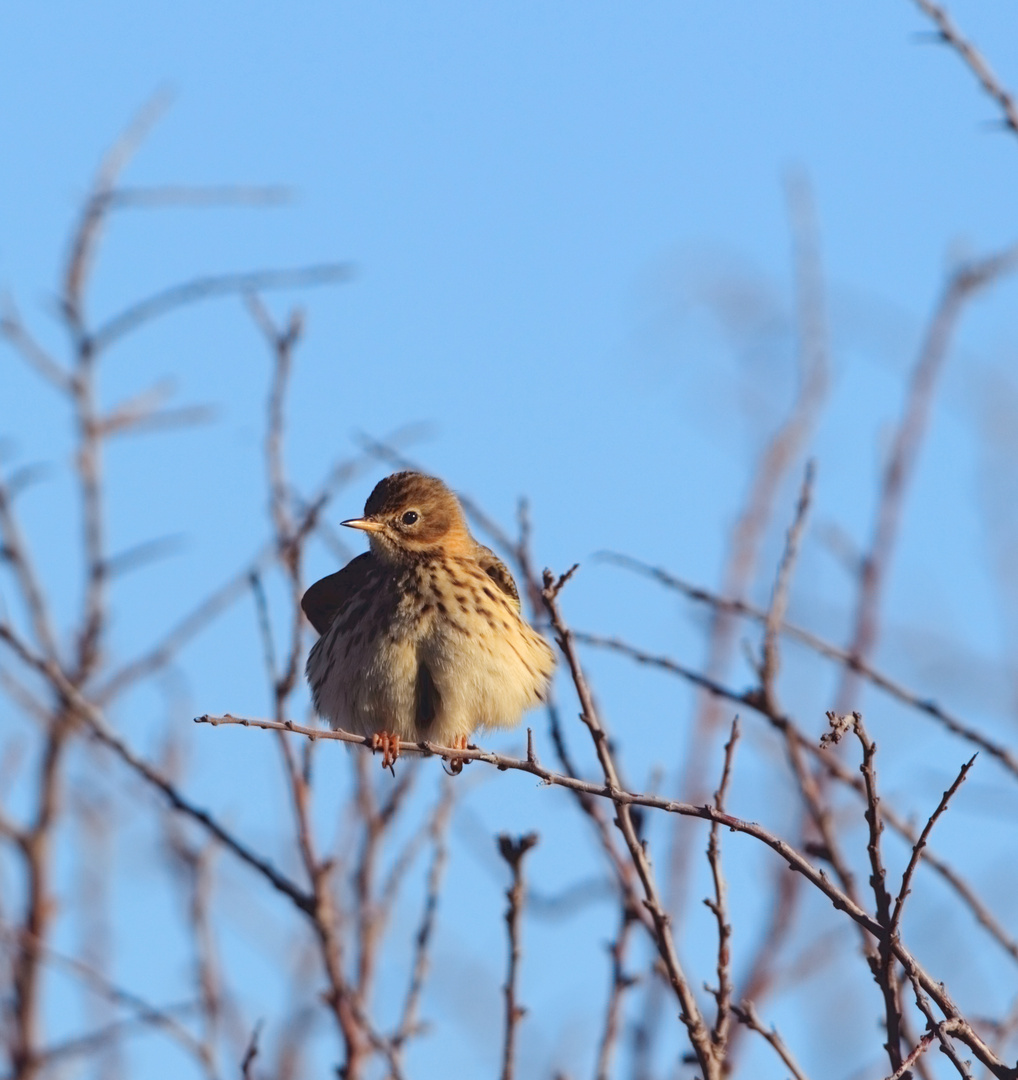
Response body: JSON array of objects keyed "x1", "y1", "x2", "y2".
[
  {"x1": 241, "y1": 1022, "x2": 262, "y2": 1080},
  {"x1": 63, "y1": 89, "x2": 174, "y2": 325},
  {"x1": 0, "y1": 299, "x2": 69, "y2": 390},
  {"x1": 731, "y1": 1000, "x2": 811, "y2": 1080},
  {"x1": 103, "y1": 535, "x2": 186, "y2": 581},
  {"x1": 911, "y1": 0, "x2": 1018, "y2": 138},
  {"x1": 191, "y1": 711, "x2": 1018, "y2": 1076},
  {"x1": 393, "y1": 785, "x2": 455, "y2": 1052},
  {"x1": 883, "y1": 1027, "x2": 939, "y2": 1080},
  {"x1": 706, "y1": 717, "x2": 741, "y2": 1055},
  {"x1": 91, "y1": 264, "x2": 352, "y2": 354},
  {"x1": 539, "y1": 570, "x2": 721, "y2": 1079},
  {"x1": 890, "y1": 753, "x2": 977, "y2": 936},
  {"x1": 497, "y1": 832, "x2": 538, "y2": 1080},
  {"x1": 96, "y1": 560, "x2": 262, "y2": 702},
  {"x1": 5, "y1": 1010, "x2": 206, "y2": 1079},
  {"x1": 98, "y1": 378, "x2": 215, "y2": 438},
  {"x1": 541, "y1": 695, "x2": 647, "y2": 935},
  {"x1": 575, "y1": 626, "x2": 1018, "y2": 965},
  {"x1": 0, "y1": 925, "x2": 208, "y2": 1070},
  {"x1": 0, "y1": 625, "x2": 315, "y2": 916},
  {"x1": 899, "y1": 949, "x2": 977, "y2": 1079},
  {"x1": 109, "y1": 184, "x2": 292, "y2": 210},
  {"x1": 850, "y1": 712, "x2": 905, "y2": 1075},
  {"x1": 761, "y1": 461, "x2": 815, "y2": 701},
  {"x1": 593, "y1": 902, "x2": 637, "y2": 1080},
  {"x1": 0, "y1": 474, "x2": 59, "y2": 662}
]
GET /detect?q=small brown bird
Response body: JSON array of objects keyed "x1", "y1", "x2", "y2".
[{"x1": 302, "y1": 471, "x2": 555, "y2": 770}]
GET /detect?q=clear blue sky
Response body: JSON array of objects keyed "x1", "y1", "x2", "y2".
[{"x1": 3, "y1": 3, "x2": 1018, "y2": 1077}]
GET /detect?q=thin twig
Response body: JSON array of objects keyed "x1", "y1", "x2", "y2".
[
  {"x1": 578, "y1": 627, "x2": 870, "y2": 902},
  {"x1": 706, "y1": 717, "x2": 741, "y2": 1056},
  {"x1": 63, "y1": 90, "x2": 173, "y2": 324},
  {"x1": 0, "y1": 925, "x2": 208, "y2": 1068},
  {"x1": 497, "y1": 833, "x2": 538, "y2": 1080},
  {"x1": 899, "y1": 950, "x2": 977, "y2": 1079},
  {"x1": 241, "y1": 1021, "x2": 262, "y2": 1080},
  {"x1": 98, "y1": 378, "x2": 214, "y2": 439},
  {"x1": 911, "y1": 0, "x2": 1018, "y2": 137},
  {"x1": 849, "y1": 712, "x2": 904, "y2": 1075},
  {"x1": 731, "y1": 1000, "x2": 811, "y2": 1080},
  {"x1": 110, "y1": 185, "x2": 291, "y2": 210},
  {"x1": 91, "y1": 265, "x2": 352, "y2": 354},
  {"x1": 890, "y1": 753, "x2": 977, "y2": 937},
  {"x1": 761, "y1": 462, "x2": 815, "y2": 701},
  {"x1": 593, "y1": 902, "x2": 637, "y2": 1080},
  {"x1": 393, "y1": 785, "x2": 455, "y2": 1053},
  {"x1": 884, "y1": 1027, "x2": 937, "y2": 1080},
  {"x1": 542, "y1": 694, "x2": 647, "y2": 934},
  {"x1": 0, "y1": 299, "x2": 69, "y2": 390},
  {"x1": 0, "y1": 474, "x2": 60, "y2": 662},
  {"x1": 162, "y1": 803, "x2": 229, "y2": 1079},
  {"x1": 728, "y1": 461, "x2": 820, "y2": 1067},
  {"x1": 6, "y1": 1007, "x2": 202, "y2": 1077},
  {"x1": 897, "y1": 1004, "x2": 939, "y2": 1080}
]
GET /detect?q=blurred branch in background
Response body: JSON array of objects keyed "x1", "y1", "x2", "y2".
[
  {"x1": 634, "y1": 171, "x2": 830, "y2": 1072},
  {"x1": 836, "y1": 243, "x2": 1018, "y2": 712}
]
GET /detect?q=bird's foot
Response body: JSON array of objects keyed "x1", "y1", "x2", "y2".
[
  {"x1": 443, "y1": 734, "x2": 471, "y2": 775},
  {"x1": 372, "y1": 731, "x2": 401, "y2": 774}
]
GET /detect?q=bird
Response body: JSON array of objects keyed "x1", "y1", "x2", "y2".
[{"x1": 302, "y1": 471, "x2": 556, "y2": 771}]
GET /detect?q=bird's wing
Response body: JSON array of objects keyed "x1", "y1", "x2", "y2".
[
  {"x1": 475, "y1": 545, "x2": 521, "y2": 611},
  {"x1": 301, "y1": 553, "x2": 377, "y2": 635}
]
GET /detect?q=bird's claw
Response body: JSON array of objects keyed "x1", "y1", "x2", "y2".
[
  {"x1": 443, "y1": 734, "x2": 471, "y2": 776},
  {"x1": 372, "y1": 732, "x2": 400, "y2": 774}
]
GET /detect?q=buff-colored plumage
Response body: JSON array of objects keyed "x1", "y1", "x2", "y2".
[{"x1": 303, "y1": 472, "x2": 555, "y2": 766}]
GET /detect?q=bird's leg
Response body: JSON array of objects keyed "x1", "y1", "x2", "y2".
[{"x1": 372, "y1": 732, "x2": 400, "y2": 774}]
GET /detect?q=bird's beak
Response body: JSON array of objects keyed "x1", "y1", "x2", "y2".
[{"x1": 341, "y1": 517, "x2": 385, "y2": 533}]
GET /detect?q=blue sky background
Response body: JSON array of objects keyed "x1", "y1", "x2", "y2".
[{"x1": 3, "y1": 3, "x2": 1018, "y2": 1078}]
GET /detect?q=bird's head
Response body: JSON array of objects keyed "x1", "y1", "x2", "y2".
[{"x1": 343, "y1": 471, "x2": 472, "y2": 562}]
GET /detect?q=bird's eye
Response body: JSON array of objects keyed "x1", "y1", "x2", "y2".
[{"x1": 401, "y1": 510, "x2": 419, "y2": 526}]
